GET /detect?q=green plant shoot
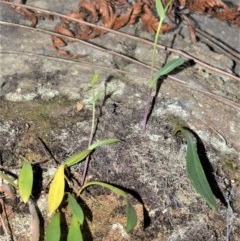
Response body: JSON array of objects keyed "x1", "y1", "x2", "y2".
[
  {"x1": 90, "y1": 73, "x2": 100, "y2": 139},
  {"x1": 176, "y1": 127, "x2": 217, "y2": 210},
  {"x1": 142, "y1": 0, "x2": 184, "y2": 131},
  {"x1": 151, "y1": 0, "x2": 175, "y2": 75}
]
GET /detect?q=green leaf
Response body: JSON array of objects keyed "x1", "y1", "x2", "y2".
[
  {"x1": 148, "y1": 57, "x2": 185, "y2": 87},
  {"x1": 18, "y1": 162, "x2": 33, "y2": 203},
  {"x1": 88, "y1": 138, "x2": 121, "y2": 151},
  {"x1": 67, "y1": 193, "x2": 84, "y2": 225},
  {"x1": 64, "y1": 139, "x2": 120, "y2": 168},
  {"x1": 67, "y1": 216, "x2": 83, "y2": 241},
  {"x1": 93, "y1": 90, "x2": 103, "y2": 103},
  {"x1": 78, "y1": 181, "x2": 127, "y2": 197},
  {"x1": 78, "y1": 181, "x2": 137, "y2": 232},
  {"x1": 126, "y1": 200, "x2": 138, "y2": 233},
  {"x1": 48, "y1": 164, "x2": 65, "y2": 215},
  {"x1": 45, "y1": 212, "x2": 61, "y2": 241},
  {"x1": 64, "y1": 149, "x2": 92, "y2": 167},
  {"x1": 0, "y1": 172, "x2": 17, "y2": 189},
  {"x1": 156, "y1": 0, "x2": 165, "y2": 20},
  {"x1": 164, "y1": 0, "x2": 174, "y2": 12},
  {"x1": 179, "y1": 128, "x2": 217, "y2": 210},
  {"x1": 91, "y1": 72, "x2": 99, "y2": 86}
]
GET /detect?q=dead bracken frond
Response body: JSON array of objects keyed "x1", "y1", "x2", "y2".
[{"x1": 4, "y1": 0, "x2": 240, "y2": 57}]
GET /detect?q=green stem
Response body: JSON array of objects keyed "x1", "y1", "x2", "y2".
[
  {"x1": 81, "y1": 82, "x2": 97, "y2": 185},
  {"x1": 142, "y1": 19, "x2": 163, "y2": 131},
  {"x1": 142, "y1": 0, "x2": 173, "y2": 131}
]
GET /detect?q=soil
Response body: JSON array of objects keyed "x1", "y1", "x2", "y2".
[{"x1": 0, "y1": 1, "x2": 240, "y2": 241}]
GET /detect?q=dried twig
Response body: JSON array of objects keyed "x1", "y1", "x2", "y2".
[
  {"x1": 0, "y1": 183, "x2": 15, "y2": 241},
  {"x1": 195, "y1": 28, "x2": 240, "y2": 64},
  {"x1": 1, "y1": 50, "x2": 239, "y2": 112}
]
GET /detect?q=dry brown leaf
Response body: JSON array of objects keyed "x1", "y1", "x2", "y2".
[
  {"x1": 7, "y1": 0, "x2": 240, "y2": 57},
  {"x1": 76, "y1": 101, "x2": 84, "y2": 112}
]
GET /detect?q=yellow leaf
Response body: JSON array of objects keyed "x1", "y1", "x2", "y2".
[{"x1": 48, "y1": 164, "x2": 65, "y2": 215}]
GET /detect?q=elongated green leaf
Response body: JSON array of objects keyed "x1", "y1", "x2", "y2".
[
  {"x1": 0, "y1": 172, "x2": 17, "y2": 189},
  {"x1": 78, "y1": 181, "x2": 137, "y2": 232},
  {"x1": 164, "y1": 0, "x2": 174, "y2": 12},
  {"x1": 18, "y1": 162, "x2": 33, "y2": 203},
  {"x1": 78, "y1": 181, "x2": 127, "y2": 198},
  {"x1": 64, "y1": 139, "x2": 120, "y2": 167},
  {"x1": 67, "y1": 193, "x2": 84, "y2": 225},
  {"x1": 93, "y1": 91, "x2": 103, "y2": 103},
  {"x1": 181, "y1": 128, "x2": 217, "y2": 210},
  {"x1": 156, "y1": 0, "x2": 165, "y2": 20},
  {"x1": 64, "y1": 149, "x2": 92, "y2": 167},
  {"x1": 88, "y1": 138, "x2": 121, "y2": 151},
  {"x1": 148, "y1": 57, "x2": 185, "y2": 87},
  {"x1": 126, "y1": 200, "x2": 137, "y2": 233},
  {"x1": 67, "y1": 216, "x2": 83, "y2": 241},
  {"x1": 48, "y1": 164, "x2": 65, "y2": 215},
  {"x1": 45, "y1": 212, "x2": 61, "y2": 241}
]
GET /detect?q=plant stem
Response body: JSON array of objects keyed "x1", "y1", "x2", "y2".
[
  {"x1": 142, "y1": 0, "x2": 174, "y2": 131},
  {"x1": 142, "y1": 88, "x2": 153, "y2": 132},
  {"x1": 81, "y1": 83, "x2": 97, "y2": 185},
  {"x1": 142, "y1": 12, "x2": 163, "y2": 131}
]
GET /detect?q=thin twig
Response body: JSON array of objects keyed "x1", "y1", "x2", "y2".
[
  {"x1": 0, "y1": 21, "x2": 151, "y2": 70},
  {"x1": 195, "y1": 28, "x2": 240, "y2": 63},
  {"x1": 167, "y1": 75, "x2": 240, "y2": 110},
  {"x1": 80, "y1": 79, "x2": 98, "y2": 185},
  {"x1": 1, "y1": 20, "x2": 239, "y2": 83},
  {"x1": 0, "y1": 192, "x2": 14, "y2": 241},
  {"x1": 0, "y1": 50, "x2": 147, "y2": 78},
  {"x1": 37, "y1": 137, "x2": 60, "y2": 165},
  {"x1": 1, "y1": 50, "x2": 240, "y2": 111},
  {"x1": 0, "y1": 211, "x2": 9, "y2": 239}
]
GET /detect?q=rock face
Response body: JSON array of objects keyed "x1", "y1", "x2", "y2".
[{"x1": 0, "y1": 1, "x2": 240, "y2": 240}]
